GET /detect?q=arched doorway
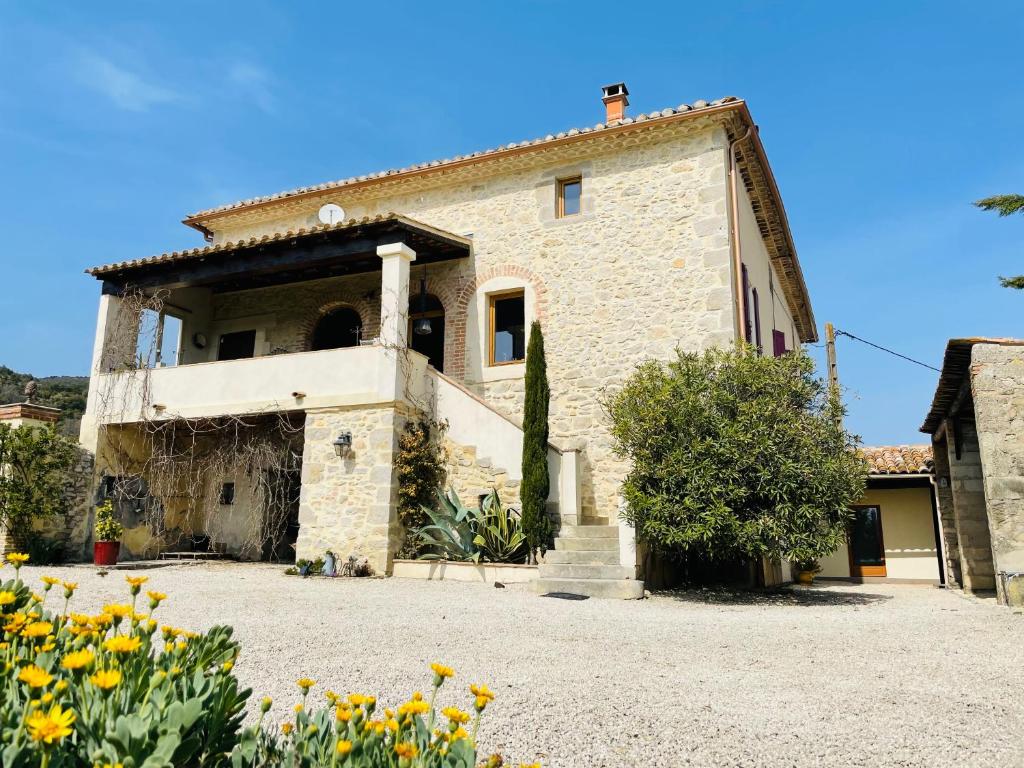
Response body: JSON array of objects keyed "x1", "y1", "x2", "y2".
[
  {"x1": 409, "y1": 294, "x2": 445, "y2": 372},
  {"x1": 311, "y1": 307, "x2": 362, "y2": 350}
]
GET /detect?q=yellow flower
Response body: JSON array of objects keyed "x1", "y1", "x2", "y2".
[
  {"x1": 294, "y1": 703, "x2": 304, "y2": 713},
  {"x1": 442, "y1": 707, "x2": 471, "y2": 724},
  {"x1": 397, "y1": 699, "x2": 430, "y2": 717},
  {"x1": 125, "y1": 575, "x2": 149, "y2": 586},
  {"x1": 22, "y1": 621, "x2": 53, "y2": 639},
  {"x1": 348, "y1": 693, "x2": 370, "y2": 707},
  {"x1": 147, "y1": 591, "x2": 166, "y2": 607},
  {"x1": 296, "y1": 677, "x2": 316, "y2": 692},
  {"x1": 25, "y1": 703, "x2": 75, "y2": 744},
  {"x1": 6, "y1": 553, "x2": 29, "y2": 565},
  {"x1": 103, "y1": 635, "x2": 142, "y2": 654},
  {"x1": 411, "y1": 691, "x2": 423, "y2": 701},
  {"x1": 386, "y1": 718, "x2": 399, "y2": 733},
  {"x1": 30, "y1": 593, "x2": 44, "y2": 604},
  {"x1": 336, "y1": 739, "x2": 353, "y2": 756},
  {"x1": 430, "y1": 662, "x2": 454, "y2": 680},
  {"x1": 55, "y1": 680, "x2": 68, "y2": 693},
  {"x1": 336, "y1": 708, "x2": 352, "y2": 723},
  {"x1": 92, "y1": 613, "x2": 113, "y2": 628},
  {"x1": 18, "y1": 665, "x2": 53, "y2": 688},
  {"x1": 450, "y1": 726, "x2": 469, "y2": 742},
  {"x1": 68, "y1": 613, "x2": 91, "y2": 626},
  {"x1": 61, "y1": 649, "x2": 95, "y2": 671},
  {"x1": 62, "y1": 581, "x2": 78, "y2": 596},
  {"x1": 281, "y1": 722, "x2": 294, "y2": 735},
  {"x1": 40, "y1": 576, "x2": 61, "y2": 588},
  {"x1": 89, "y1": 669, "x2": 122, "y2": 690},
  {"x1": 102, "y1": 603, "x2": 133, "y2": 619},
  {"x1": 221, "y1": 661, "x2": 234, "y2": 673},
  {"x1": 394, "y1": 742, "x2": 419, "y2": 759},
  {"x1": 0, "y1": 590, "x2": 16, "y2": 607},
  {"x1": 261, "y1": 696, "x2": 272, "y2": 713},
  {"x1": 41, "y1": 692, "x2": 54, "y2": 704},
  {"x1": 519, "y1": 764, "x2": 542, "y2": 768},
  {"x1": 470, "y1": 683, "x2": 494, "y2": 702}
]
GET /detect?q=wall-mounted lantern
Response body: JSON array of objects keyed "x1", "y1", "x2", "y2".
[{"x1": 332, "y1": 432, "x2": 353, "y2": 458}]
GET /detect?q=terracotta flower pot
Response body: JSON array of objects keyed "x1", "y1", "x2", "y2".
[
  {"x1": 94, "y1": 541, "x2": 120, "y2": 566},
  {"x1": 796, "y1": 570, "x2": 815, "y2": 585}
]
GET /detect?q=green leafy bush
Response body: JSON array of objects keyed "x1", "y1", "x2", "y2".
[
  {"x1": 605, "y1": 347, "x2": 867, "y2": 566},
  {"x1": 473, "y1": 490, "x2": 528, "y2": 564},
  {"x1": 93, "y1": 499, "x2": 124, "y2": 542},
  {"x1": 395, "y1": 420, "x2": 448, "y2": 557},
  {"x1": 0, "y1": 422, "x2": 77, "y2": 536}
]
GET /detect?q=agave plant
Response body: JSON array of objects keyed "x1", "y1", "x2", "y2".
[
  {"x1": 413, "y1": 487, "x2": 484, "y2": 562},
  {"x1": 473, "y1": 489, "x2": 528, "y2": 563}
]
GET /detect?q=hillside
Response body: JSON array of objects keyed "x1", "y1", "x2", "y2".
[{"x1": 0, "y1": 366, "x2": 89, "y2": 434}]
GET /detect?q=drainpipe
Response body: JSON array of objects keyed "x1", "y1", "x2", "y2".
[{"x1": 728, "y1": 125, "x2": 754, "y2": 344}]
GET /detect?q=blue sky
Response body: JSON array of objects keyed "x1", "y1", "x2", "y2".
[{"x1": 0, "y1": 1, "x2": 1021, "y2": 445}]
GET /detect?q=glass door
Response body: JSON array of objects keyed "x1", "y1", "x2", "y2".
[{"x1": 849, "y1": 505, "x2": 886, "y2": 577}]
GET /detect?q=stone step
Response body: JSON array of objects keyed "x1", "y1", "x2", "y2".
[
  {"x1": 543, "y1": 549, "x2": 620, "y2": 566},
  {"x1": 557, "y1": 524, "x2": 618, "y2": 539},
  {"x1": 539, "y1": 563, "x2": 635, "y2": 580},
  {"x1": 554, "y1": 536, "x2": 619, "y2": 552},
  {"x1": 579, "y1": 516, "x2": 610, "y2": 526},
  {"x1": 533, "y1": 577, "x2": 645, "y2": 600}
]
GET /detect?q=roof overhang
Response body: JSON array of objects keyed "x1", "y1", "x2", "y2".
[
  {"x1": 86, "y1": 214, "x2": 471, "y2": 293},
  {"x1": 919, "y1": 337, "x2": 1024, "y2": 435}
]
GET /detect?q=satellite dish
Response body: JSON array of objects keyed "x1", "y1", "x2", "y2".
[{"x1": 318, "y1": 203, "x2": 346, "y2": 226}]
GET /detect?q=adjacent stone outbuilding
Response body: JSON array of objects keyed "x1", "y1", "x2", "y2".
[{"x1": 921, "y1": 338, "x2": 1024, "y2": 607}]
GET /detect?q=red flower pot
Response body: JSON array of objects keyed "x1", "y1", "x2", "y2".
[{"x1": 94, "y1": 541, "x2": 120, "y2": 566}]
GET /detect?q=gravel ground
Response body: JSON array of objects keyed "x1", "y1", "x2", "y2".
[{"x1": 16, "y1": 562, "x2": 1024, "y2": 767}]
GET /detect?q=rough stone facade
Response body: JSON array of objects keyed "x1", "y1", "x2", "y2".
[
  {"x1": 970, "y1": 344, "x2": 1024, "y2": 602},
  {"x1": 196, "y1": 117, "x2": 801, "y2": 527},
  {"x1": 929, "y1": 440, "x2": 962, "y2": 587},
  {"x1": 296, "y1": 405, "x2": 403, "y2": 575},
  {"x1": 443, "y1": 436, "x2": 521, "y2": 510}
]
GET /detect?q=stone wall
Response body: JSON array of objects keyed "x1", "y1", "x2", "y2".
[
  {"x1": 971, "y1": 343, "x2": 1024, "y2": 603},
  {"x1": 443, "y1": 436, "x2": 521, "y2": 510},
  {"x1": 944, "y1": 419, "x2": 996, "y2": 591},
  {"x1": 198, "y1": 117, "x2": 796, "y2": 526},
  {"x1": 296, "y1": 405, "x2": 403, "y2": 574}
]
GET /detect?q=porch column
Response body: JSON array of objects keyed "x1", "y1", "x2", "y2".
[
  {"x1": 80, "y1": 291, "x2": 135, "y2": 452},
  {"x1": 945, "y1": 418, "x2": 996, "y2": 592},
  {"x1": 376, "y1": 242, "x2": 416, "y2": 349}
]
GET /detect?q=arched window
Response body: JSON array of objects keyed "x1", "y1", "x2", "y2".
[
  {"x1": 409, "y1": 294, "x2": 445, "y2": 372},
  {"x1": 311, "y1": 307, "x2": 362, "y2": 351}
]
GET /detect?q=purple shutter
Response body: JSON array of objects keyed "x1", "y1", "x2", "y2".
[{"x1": 772, "y1": 329, "x2": 787, "y2": 357}]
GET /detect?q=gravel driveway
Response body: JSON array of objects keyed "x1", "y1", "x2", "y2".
[{"x1": 17, "y1": 563, "x2": 1024, "y2": 767}]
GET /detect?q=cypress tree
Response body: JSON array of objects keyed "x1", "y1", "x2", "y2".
[{"x1": 520, "y1": 321, "x2": 552, "y2": 561}]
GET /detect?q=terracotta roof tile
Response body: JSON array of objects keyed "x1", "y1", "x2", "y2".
[
  {"x1": 85, "y1": 213, "x2": 470, "y2": 277},
  {"x1": 860, "y1": 445, "x2": 934, "y2": 475},
  {"x1": 184, "y1": 97, "x2": 742, "y2": 221}
]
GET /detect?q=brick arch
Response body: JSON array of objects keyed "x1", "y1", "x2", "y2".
[
  {"x1": 300, "y1": 300, "x2": 375, "y2": 350},
  {"x1": 447, "y1": 265, "x2": 549, "y2": 381}
]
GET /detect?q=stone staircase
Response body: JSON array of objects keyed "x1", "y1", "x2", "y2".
[{"x1": 534, "y1": 517, "x2": 645, "y2": 599}]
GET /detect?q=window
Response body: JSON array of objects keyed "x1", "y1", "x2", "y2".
[
  {"x1": 557, "y1": 177, "x2": 582, "y2": 218},
  {"x1": 218, "y1": 330, "x2": 257, "y2": 361},
  {"x1": 219, "y1": 482, "x2": 235, "y2": 506},
  {"x1": 772, "y1": 329, "x2": 788, "y2": 358},
  {"x1": 488, "y1": 290, "x2": 525, "y2": 365}
]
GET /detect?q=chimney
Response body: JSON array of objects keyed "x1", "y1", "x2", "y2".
[{"x1": 601, "y1": 82, "x2": 629, "y2": 123}]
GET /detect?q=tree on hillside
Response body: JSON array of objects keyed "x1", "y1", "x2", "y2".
[
  {"x1": 520, "y1": 321, "x2": 553, "y2": 562},
  {"x1": 0, "y1": 366, "x2": 89, "y2": 435},
  {"x1": 604, "y1": 347, "x2": 867, "y2": 570},
  {"x1": 974, "y1": 194, "x2": 1024, "y2": 289}
]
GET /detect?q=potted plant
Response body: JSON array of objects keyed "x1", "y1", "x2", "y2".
[
  {"x1": 93, "y1": 499, "x2": 124, "y2": 566},
  {"x1": 796, "y1": 558, "x2": 821, "y2": 585}
]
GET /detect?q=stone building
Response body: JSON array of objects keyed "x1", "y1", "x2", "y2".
[
  {"x1": 818, "y1": 445, "x2": 944, "y2": 584},
  {"x1": 78, "y1": 84, "x2": 816, "y2": 597},
  {"x1": 921, "y1": 338, "x2": 1024, "y2": 607}
]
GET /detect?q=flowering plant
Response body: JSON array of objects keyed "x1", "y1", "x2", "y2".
[
  {"x1": 0, "y1": 554, "x2": 531, "y2": 768},
  {"x1": 93, "y1": 500, "x2": 124, "y2": 543}
]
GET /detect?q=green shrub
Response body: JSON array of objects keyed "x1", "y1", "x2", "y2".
[
  {"x1": 413, "y1": 488, "x2": 528, "y2": 564},
  {"x1": 395, "y1": 420, "x2": 448, "y2": 558},
  {"x1": 605, "y1": 347, "x2": 867, "y2": 565},
  {"x1": 0, "y1": 422, "x2": 77, "y2": 536},
  {"x1": 473, "y1": 490, "x2": 528, "y2": 564},
  {"x1": 520, "y1": 322, "x2": 552, "y2": 562}
]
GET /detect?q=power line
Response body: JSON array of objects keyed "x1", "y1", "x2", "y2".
[{"x1": 834, "y1": 329, "x2": 941, "y2": 373}]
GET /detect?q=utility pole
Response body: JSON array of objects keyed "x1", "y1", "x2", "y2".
[{"x1": 825, "y1": 322, "x2": 839, "y2": 397}]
